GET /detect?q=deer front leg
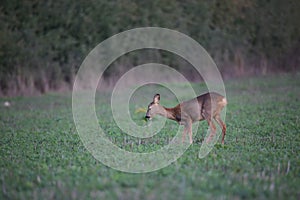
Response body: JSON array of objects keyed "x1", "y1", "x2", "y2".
[
  {"x1": 182, "y1": 127, "x2": 187, "y2": 143},
  {"x1": 181, "y1": 120, "x2": 192, "y2": 144},
  {"x1": 187, "y1": 121, "x2": 193, "y2": 144}
]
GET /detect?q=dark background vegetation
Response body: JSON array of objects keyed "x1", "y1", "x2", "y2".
[{"x1": 0, "y1": 0, "x2": 299, "y2": 96}]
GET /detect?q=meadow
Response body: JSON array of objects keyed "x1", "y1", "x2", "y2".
[{"x1": 0, "y1": 73, "x2": 299, "y2": 199}]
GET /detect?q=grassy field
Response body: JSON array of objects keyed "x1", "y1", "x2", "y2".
[{"x1": 1, "y1": 73, "x2": 299, "y2": 199}]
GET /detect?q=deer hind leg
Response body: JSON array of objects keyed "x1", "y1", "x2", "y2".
[
  {"x1": 214, "y1": 115, "x2": 226, "y2": 145},
  {"x1": 206, "y1": 118, "x2": 216, "y2": 143},
  {"x1": 202, "y1": 110, "x2": 216, "y2": 143}
]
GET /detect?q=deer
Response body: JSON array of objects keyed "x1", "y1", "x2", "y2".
[{"x1": 145, "y1": 92, "x2": 227, "y2": 144}]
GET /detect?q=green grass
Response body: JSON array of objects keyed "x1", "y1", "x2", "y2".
[{"x1": 1, "y1": 73, "x2": 300, "y2": 199}]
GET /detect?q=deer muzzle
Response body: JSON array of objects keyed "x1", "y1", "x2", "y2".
[{"x1": 145, "y1": 115, "x2": 151, "y2": 120}]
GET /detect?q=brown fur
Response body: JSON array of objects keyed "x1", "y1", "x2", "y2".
[{"x1": 145, "y1": 92, "x2": 227, "y2": 144}]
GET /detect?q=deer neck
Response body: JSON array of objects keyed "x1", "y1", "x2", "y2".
[{"x1": 162, "y1": 105, "x2": 180, "y2": 121}]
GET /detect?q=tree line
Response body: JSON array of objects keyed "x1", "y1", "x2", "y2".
[{"x1": 0, "y1": 0, "x2": 299, "y2": 96}]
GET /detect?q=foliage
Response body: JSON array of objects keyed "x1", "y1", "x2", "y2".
[{"x1": 0, "y1": 0, "x2": 299, "y2": 95}]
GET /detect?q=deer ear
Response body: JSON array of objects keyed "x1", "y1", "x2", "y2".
[{"x1": 153, "y1": 94, "x2": 160, "y2": 104}]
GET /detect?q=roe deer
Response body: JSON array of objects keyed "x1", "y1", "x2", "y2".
[{"x1": 145, "y1": 92, "x2": 227, "y2": 144}]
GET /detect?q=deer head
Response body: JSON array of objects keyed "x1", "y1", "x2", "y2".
[{"x1": 145, "y1": 94, "x2": 165, "y2": 120}]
